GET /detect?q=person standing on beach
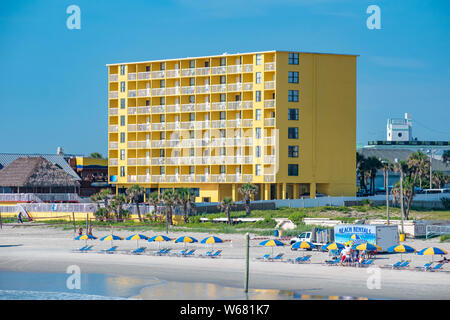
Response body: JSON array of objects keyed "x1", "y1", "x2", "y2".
[
  {"x1": 78, "y1": 227, "x2": 83, "y2": 236},
  {"x1": 88, "y1": 225, "x2": 93, "y2": 237},
  {"x1": 18, "y1": 212, "x2": 23, "y2": 224}
]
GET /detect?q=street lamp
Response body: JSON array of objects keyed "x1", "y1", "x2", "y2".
[
  {"x1": 426, "y1": 149, "x2": 434, "y2": 189},
  {"x1": 380, "y1": 158, "x2": 390, "y2": 225}
]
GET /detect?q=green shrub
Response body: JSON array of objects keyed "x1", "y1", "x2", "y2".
[
  {"x1": 441, "y1": 197, "x2": 450, "y2": 210},
  {"x1": 252, "y1": 217, "x2": 276, "y2": 229},
  {"x1": 288, "y1": 211, "x2": 306, "y2": 225},
  {"x1": 440, "y1": 234, "x2": 450, "y2": 243}
]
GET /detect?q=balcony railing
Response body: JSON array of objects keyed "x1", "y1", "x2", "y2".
[
  {"x1": 128, "y1": 73, "x2": 137, "y2": 80},
  {"x1": 128, "y1": 158, "x2": 137, "y2": 165},
  {"x1": 227, "y1": 65, "x2": 242, "y2": 73},
  {"x1": 109, "y1": 125, "x2": 118, "y2": 132},
  {"x1": 152, "y1": 88, "x2": 165, "y2": 96},
  {"x1": 152, "y1": 70, "x2": 165, "y2": 78},
  {"x1": 128, "y1": 107, "x2": 137, "y2": 115},
  {"x1": 196, "y1": 85, "x2": 210, "y2": 94},
  {"x1": 264, "y1": 174, "x2": 275, "y2": 182},
  {"x1": 211, "y1": 66, "x2": 226, "y2": 75},
  {"x1": 166, "y1": 104, "x2": 180, "y2": 113},
  {"x1": 264, "y1": 118, "x2": 275, "y2": 127},
  {"x1": 109, "y1": 91, "x2": 118, "y2": 99},
  {"x1": 211, "y1": 120, "x2": 226, "y2": 128},
  {"x1": 128, "y1": 124, "x2": 136, "y2": 131},
  {"x1": 152, "y1": 105, "x2": 165, "y2": 113},
  {"x1": 243, "y1": 82, "x2": 253, "y2": 91},
  {"x1": 211, "y1": 102, "x2": 226, "y2": 111},
  {"x1": 137, "y1": 89, "x2": 150, "y2": 97},
  {"x1": 151, "y1": 140, "x2": 165, "y2": 148},
  {"x1": 128, "y1": 90, "x2": 137, "y2": 98},
  {"x1": 109, "y1": 74, "x2": 118, "y2": 82},
  {"x1": 137, "y1": 158, "x2": 151, "y2": 165},
  {"x1": 242, "y1": 101, "x2": 253, "y2": 109},
  {"x1": 137, "y1": 141, "x2": 151, "y2": 149},
  {"x1": 196, "y1": 102, "x2": 210, "y2": 111},
  {"x1": 166, "y1": 87, "x2": 180, "y2": 95},
  {"x1": 128, "y1": 141, "x2": 137, "y2": 148},
  {"x1": 243, "y1": 64, "x2": 253, "y2": 73},
  {"x1": 137, "y1": 123, "x2": 151, "y2": 131},
  {"x1": 138, "y1": 175, "x2": 151, "y2": 183},
  {"x1": 152, "y1": 157, "x2": 165, "y2": 165},
  {"x1": 166, "y1": 69, "x2": 180, "y2": 78},
  {"x1": 151, "y1": 123, "x2": 165, "y2": 131},
  {"x1": 180, "y1": 121, "x2": 195, "y2": 130},
  {"x1": 137, "y1": 72, "x2": 151, "y2": 80},
  {"x1": 264, "y1": 136, "x2": 275, "y2": 145},
  {"x1": 264, "y1": 99, "x2": 275, "y2": 108},
  {"x1": 137, "y1": 106, "x2": 151, "y2": 114},
  {"x1": 196, "y1": 67, "x2": 210, "y2": 76},
  {"x1": 227, "y1": 101, "x2": 241, "y2": 110},
  {"x1": 128, "y1": 175, "x2": 137, "y2": 183},
  {"x1": 264, "y1": 81, "x2": 275, "y2": 90},
  {"x1": 227, "y1": 83, "x2": 242, "y2": 92},
  {"x1": 109, "y1": 141, "x2": 118, "y2": 149},
  {"x1": 181, "y1": 86, "x2": 195, "y2": 94},
  {"x1": 243, "y1": 174, "x2": 253, "y2": 182},
  {"x1": 166, "y1": 122, "x2": 180, "y2": 130},
  {"x1": 109, "y1": 158, "x2": 118, "y2": 166},
  {"x1": 181, "y1": 68, "x2": 195, "y2": 77},
  {"x1": 181, "y1": 103, "x2": 195, "y2": 112},
  {"x1": 264, "y1": 155, "x2": 276, "y2": 164},
  {"x1": 211, "y1": 84, "x2": 226, "y2": 93},
  {"x1": 109, "y1": 108, "x2": 118, "y2": 115},
  {"x1": 264, "y1": 62, "x2": 275, "y2": 71}
]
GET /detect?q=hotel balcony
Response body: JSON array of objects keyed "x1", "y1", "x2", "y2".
[
  {"x1": 128, "y1": 175, "x2": 137, "y2": 183},
  {"x1": 227, "y1": 65, "x2": 242, "y2": 74},
  {"x1": 128, "y1": 107, "x2": 137, "y2": 115},
  {"x1": 166, "y1": 87, "x2": 180, "y2": 95},
  {"x1": 151, "y1": 123, "x2": 165, "y2": 131},
  {"x1": 137, "y1": 72, "x2": 151, "y2": 80},
  {"x1": 137, "y1": 106, "x2": 151, "y2": 114},
  {"x1": 243, "y1": 64, "x2": 253, "y2": 73},
  {"x1": 128, "y1": 141, "x2": 137, "y2": 148},
  {"x1": 181, "y1": 68, "x2": 195, "y2": 77},
  {"x1": 264, "y1": 174, "x2": 276, "y2": 183},
  {"x1": 128, "y1": 158, "x2": 137, "y2": 165},
  {"x1": 166, "y1": 69, "x2": 180, "y2": 78},
  {"x1": 152, "y1": 140, "x2": 165, "y2": 148},
  {"x1": 152, "y1": 88, "x2": 165, "y2": 96},
  {"x1": 196, "y1": 102, "x2": 211, "y2": 112},
  {"x1": 211, "y1": 102, "x2": 226, "y2": 111},
  {"x1": 264, "y1": 62, "x2": 275, "y2": 71},
  {"x1": 196, "y1": 67, "x2": 210, "y2": 76},
  {"x1": 264, "y1": 136, "x2": 276, "y2": 145},
  {"x1": 264, "y1": 81, "x2": 275, "y2": 90},
  {"x1": 151, "y1": 157, "x2": 165, "y2": 165},
  {"x1": 152, "y1": 105, "x2": 165, "y2": 113},
  {"x1": 109, "y1": 158, "x2": 118, "y2": 166},
  {"x1": 242, "y1": 82, "x2": 253, "y2": 91},
  {"x1": 109, "y1": 74, "x2": 118, "y2": 82},
  {"x1": 181, "y1": 86, "x2": 195, "y2": 95},
  {"x1": 109, "y1": 141, "x2": 118, "y2": 149},
  {"x1": 138, "y1": 123, "x2": 151, "y2": 131},
  {"x1": 109, "y1": 108, "x2": 118, "y2": 115},
  {"x1": 227, "y1": 83, "x2": 242, "y2": 92},
  {"x1": 128, "y1": 73, "x2": 137, "y2": 81},
  {"x1": 264, "y1": 118, "x2": 275, "y2": 127},
  {"x1": 211, "y1": 84, "x2": 226, "y2": 93},
  {"x1": 166, "y1": 104, "x2": 180, "y2": 113},
  {"x1": 264, "y1": 99, "x2": 275, "y2": 108},
  {"x1": 137, "y1": 158, "x2": 151, "y2": 166},
  {"x1": 264, "y1": 155, "x2": 276, "y2": 164},
  {"x1": 152, "y1": 70, "x2": 165, "y2": 79},
  {"x1": 211, "y1": 120, "x2": 227, "y2": 129},
  {"x1": 137, "y1": 141, "x2": 151, "y2": 149},
  {"x1": 128, "y1": 90, "x2": 137, "y2": 98},
  {"x1": 109, "y1": 125, "x2": 118, "y2": 132},
  {"x1": 211, "y1": 66, "x2": 226, "y2": 75},
  {"x1": 137, "y1": 89, "x2": 151, "y2": 97},
  {"x1": 196, "y1": 85, "x2": 210, "y2": 94},
  {"x1": 109, "y1": 91, "x2": 118, "y2": 99},
  {"x1": 181, "y1": 103, "x2": 195, "y2": 112}
]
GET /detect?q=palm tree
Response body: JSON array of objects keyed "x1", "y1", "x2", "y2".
[
  {"x1": 110, "y1": 194, "x2": 127, "y2": 222},
  {"x1": 393, "y1": 159, "x2": 407, "y2": 234},
  {"x1": 99, "y1": 188, "x2": 112, "y2": 210},
  {"x1": 404, "y1": 151, "x2": 428, "y2": 217},
  {"x1": 147, "y1": 191, "x2": 160, "y2": 219},
  {"x1": 432, "y1": 171, "x2": 448, "y2": 189},
  {"x1": 90, "y1": 152, "x2": 103, "y2": 159},
  {"x1": 161, "y1": 189, "x2": 177, "y2": 233},
  {"x1": 126, "y1": 184, "x2": 145, "y2": 222},
  {"x1": 356, "y1": 153, "x2": 368, "y2": 193},
  {"x1": 218, "y1": 197, "x2": 234, "y2": 224},
  {"x1": 238, "y1": 183, "x2": 258, "y2": 216},
  {"x1": 176, "y1": 188, "x2": 191, "y2": 223},
  {"x1": 90, "y1": 192, "x2": 102, "y2": 211},
  {"x1": 366, "y1": 156, "x2": 382, "y2": 195}
]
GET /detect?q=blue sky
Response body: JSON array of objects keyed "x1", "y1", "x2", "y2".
[{"x1": 0, "y1": 0, "x2": 449, "y2": 157}]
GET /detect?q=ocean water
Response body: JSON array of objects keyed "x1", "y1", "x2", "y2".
[{"x1": 0, "y1": 271, "x2": 367, "y2": 300}]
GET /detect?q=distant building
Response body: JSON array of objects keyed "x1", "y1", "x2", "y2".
[
  {"x1": 68, "y1": 157, "x2": 112, "y2": 197},
  {"x1": 387, "y1": 113, "x2": 413, "y2": 142},
  {"x1": 0, "y1": 157, "x2": 80, "y2": 194}
]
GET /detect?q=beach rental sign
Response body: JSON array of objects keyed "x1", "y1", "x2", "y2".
[{"x1": 334, "y1": 225, "x2": 376, "y2": 245}]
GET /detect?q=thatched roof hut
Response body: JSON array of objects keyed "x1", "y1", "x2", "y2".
[{"x1": 0, "y1": 157, "x2": 80, "y2": 193}]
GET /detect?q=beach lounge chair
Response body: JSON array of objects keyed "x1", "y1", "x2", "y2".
[
  {"x1": 102, "y1": 246, "x2": 118, "y2": 254},
  {"x1": 428, "y1": 263, "x2": 444, "y2": 272},
  {"x1": 361, "y1": 259, "x2": 374, "y2": 267},
  {"x1": 81, "y1": 245, "x2": 94, "y2": 253},
  {"x1": 257, "y1": 254, "x2": 271, "y2": 261},
  {"x1": 292, "y1": 256, "x2": 311, "y2": 264},
  {"x1": 73, "y1": 245, "x2": 88, "y2": 252},
  {"x1": 415, "y1": 263, "x2": 433, "y2": 271},
  {"x1": 290, "y1": 257, "x2": 304, "y2": 264},
  {"x1": 204, "y1": 250, "x2": 214, "y2": 256},
  {"x1": 209, "y1": 250, "x2": 222, "y2": 258},
  {"x1": 182, "y1": 249, "x2": 196, "y2": 257},
  {"x1": 394, "y1": 261, "x2": 410, "y2": 269},
  {"x1": 131, "y1": 247, "x2": 146, "y2": 255},
  {"x1": 269, "y1": 253, "x2": 284, "y2": 261},
  {"x1": 155, "y1": 248, "x2": 170, "y2": 255},
  {"x1": 324, "y1": 259, "x2": 341, "y2": 266}
]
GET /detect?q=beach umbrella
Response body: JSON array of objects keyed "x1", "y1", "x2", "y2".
[
  {"x1": 292, "y1": 241, "x2": 316, "y2": 256},
  {"x1": 387, "y1": 244, "x2": 416, "y2": 262},
  {"x1": 75, "y1": 234, "x2": 97, "y2": 246},
  {"x1": 100, "y1": 234, "x2": 123, "y2": 247},
  {"x1": 201, "y1": 236, "x2": 223, "y2": 249},
  {"x1": 417, "y1": 247, "x2": 447, "y2": 262},
  {"x1": 344, "y1": 240, "x2": 354, "y2": 246},
  {"x1": 174, "y1": 236, "x2": 198, "y2": 248},
  {"x1": 259, "y1": 239, "x2": 286, "y2": 255},
  {"x1": 126, "y1": 234, "x2": 149, "y2": 249},
  {"x1": 321, "y1": 242, "x2": 345, "y2": 251},
  {"x1": 148, "y1": 235, "x2": 171, "y2": 249},
  {"x1": 352, "y1": 242, "x2": 380, "y2": 252}
]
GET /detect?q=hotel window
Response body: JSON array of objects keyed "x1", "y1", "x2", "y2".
[
  {"x1": 288, "y1": 90, "x2": 299, "y2": 102},
  {"x1": 255, "y1": 164, "x2": 262, "y2": 176},
  {"x1": 120, "y1": 81, "x2": 125, "y2": 92},
  {"x1": 289, "y1": 53, "x2": 299, "y2": 65},
  {"x1": 160, "y1": 114, "x2": 165, "y2": 123},
  {"x1": 145, "y1": 100, "x2": 150, "y2": 106},
  {"x1": 160, "y1": 132, "x2": 165, "y2": 140},
  {"x1": 160, "y1": 80, "x2": 165, "y2": 88},
  {"x1": 288, "y1": 127, "x2": 298, "y2": 139},
  {"x1": 120, "y1": 65, "x2": 125, "y2": 75},
  {"x1": 256, "y1": 90, "x2": 261, "y2": 102},
  {"x1": 255, "y1": 109, "x2": 261, "y2": 121},
  {"x1": 120, "y1": 166, "x2": 125, "y2": 177},
  {"x1": 120, "y1": 99, "x2": 125, "y2": 109},
  {"x1": 288, "y1": 164, "x2": 299, "y2": 176},
  {"x1": 160, "y1": 97, "x2": 165, "y2": 105},
  {"x1": 120, "y1": 116, "x2": 125, "y2": 126},
  {"x1": 255, "y1": 72, "x2": 261, "y2": 84},
  {"x1": 220, "y1": 75, "x2": 226, "y2": 84},
  {"x1": 189, "y1": 131, "x2": 195, "y2": 139},
  {"x1": 220, "y1": 94, "x2": 226, "y2": 102},
  {"x1": 255, "y1": 127, "x2": 261, "y2": 139},
  {"x1": 190, "y1": 148, "x2": 195, "y2": 157},
  {"x1": 189, "y1": 95, "x2": 195, "y2": 103},
  {"x1": 220, "y1": 111, "x2": 226, "y2": 120},
  {"x1": 120, "y1": 149, "x2": 125, "y2": 160},
  {"x1": 189, "y1": 166, "x2": 195, "y2": 175},
  {"x1": 160, "y1": 62, "x2": 165, "y2": 70},
  {"x1": 220, "y1": 129, "x2": 226, "y2": 138},
  {"x1": 160, "y1": 149, "x2": 165, "y2": 157},
  {"x1": 220, "y1": 147, "x2": 226, "y2": 156},
  {"x1": 145, "y1": 65, "x2": 150, "y2": 72},
  {"x1": 160, "y1": 166, "x2": 165, "y2": 175},
  {"x1": 189, "y1": 113, "x2": 195, "y2": 121},
  {"x1": 288, "y1": 71, "x2": 299, "y2": 83},
  {"x1": 256, "y1": 54, "x2": 262, "y2": 65},
  {"x1": 288, "y1": 146, "x2": 299, "y2": 158},
  {"x1": 190, "y1": 60, "x2": 195, "y2": 68},
  {"x1": 189, "y1": 78, "x2": 195, "y2": 86},
  {"x1": 120, "y1": 132, "x2": 125, "y2": 143},
  {"x1": 288, "y1": 108, "x2": 299, "y2": 120},
  {"x1": 220, "y1": 57, "x2": 226, "y2": 66},
  {"x1": 255, "y1": 146, "x2": 261, "y2": 158},
  {"x1": 220, "y1": 165, "x2": 226, "y2": 174}
]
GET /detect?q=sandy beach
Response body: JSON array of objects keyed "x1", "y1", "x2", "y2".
[{"x1": 0, "y1": 224, "x2": 449, "y2": 300}]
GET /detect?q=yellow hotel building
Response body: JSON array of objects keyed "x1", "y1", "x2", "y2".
[{"x1": 107, "y1": 50, "x2": 357, "y2": 202}]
